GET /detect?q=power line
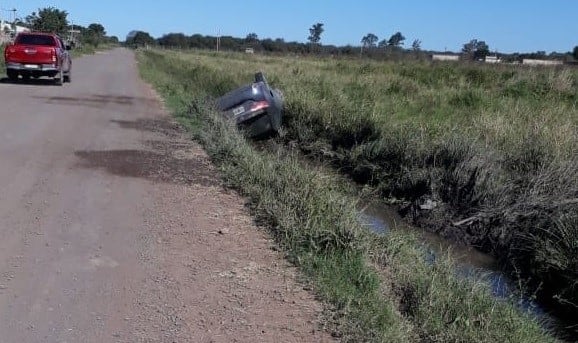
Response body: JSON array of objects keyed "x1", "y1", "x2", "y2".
[{"x1": 1, "y1": 7, "x2": 17, "y2": 22}]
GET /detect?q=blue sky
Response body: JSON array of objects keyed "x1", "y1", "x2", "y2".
[{"x1": 3, "y1": 1, "x2": 577, "y2": 53}]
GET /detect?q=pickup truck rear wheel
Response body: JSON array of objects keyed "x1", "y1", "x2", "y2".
[
  {"x1": 54, "y1": 70, "x2": 63, "y2": 86},
  {"x1": 6, "y1": 70, "x2": 18, "y2": 81},
  {"x1": 63, "y1": 72, "x2": 71, "y2": 83}
]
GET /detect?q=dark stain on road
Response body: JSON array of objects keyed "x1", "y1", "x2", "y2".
[
  {"x1": 74, "y1": 149, "x2": 219, "y2": 187},
  {"x1": 77, "y1": 117, "x2": 219, "y2": 185},
  {"x1": 34, "y1": 95, "x2": 157, "y2": 108}
]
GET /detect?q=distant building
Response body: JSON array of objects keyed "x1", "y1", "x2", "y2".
[
  {"x1": 485, "y1": 55, "x2": 501, "y2": 63},
  {"x1": 522, "y1": 59, "x2": 563, "y2": 66},
  {"x1": 244, "y1": 48, "x2": 254, "y2": 54},
  {"x1": 0, "y1": 20, "x2": 30, "y2": 43},
  {"x1": 431, "y1": 54, "x2": 460, "y2": 62}
]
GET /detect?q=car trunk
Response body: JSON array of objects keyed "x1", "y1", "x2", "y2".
[{"x1": 216, "y1": 78, "x2": 283, "y2": 138}]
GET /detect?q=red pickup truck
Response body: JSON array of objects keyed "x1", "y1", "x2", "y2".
[{"x1": 4, "y1": 32, "x2": 72, "y2": 85}]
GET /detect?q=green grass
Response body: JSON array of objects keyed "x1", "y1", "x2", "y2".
[
  {"x1": 0, "y1": 43, "x2": 5, "y2": 73},
  {"x1": 70, "y1": 43, "x2": 119, "y2": 57},
  {"x1": 137, "y1": 49, "x2": 578, "y2": 326},
  {"x1": 137, "y1": 49, "x2": 558, "y2": 342}
]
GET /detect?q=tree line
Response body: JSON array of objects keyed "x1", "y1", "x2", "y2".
[
  {"x1": 128, "y1": 26, "x2": 424, "y2": 59},
  {"x1": 128, "y1": 22, "x2": 577, "y2": 62},
  {"x1": 13, "y1": 7, "x2": 118, "y2": 47},
  {"x1": 7, "y1": 8, "x2": 576, "y2": 62}
]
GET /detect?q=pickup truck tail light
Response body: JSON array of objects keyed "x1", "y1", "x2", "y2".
[
  {"x1": 5, "y1": 47, "x2": 15, "y2": 60},
  {"x1": 51, "y1": 49, "x2": 57, "y2": 64}
]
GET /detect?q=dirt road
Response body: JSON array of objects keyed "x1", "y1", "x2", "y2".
[{"x1": 0, "y1": 48, "x2": 331, "y2": 342}]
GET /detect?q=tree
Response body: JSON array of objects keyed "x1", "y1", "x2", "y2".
[
  {"x1": 361, "y1": 33, "x2": 379, "y2": 48},
  {"x1": 84, "y1": 23, "x2": 106, "y2": 47},
  {"x1": 126, "y1": 30, "x2": 139, "y2": 42},
  {"x1": 25, "y1": 7, "x2": 68, "y2": 34},
  {"x1": 14, "y1": 18, "x2": 27, "y2": 27},
  {"x1": 412, "y1": 39, "x2": 422, "y2": 51},
  {"x1": 462, "y1": 39, "x2": 490, "y2": 60},
  {"x1": 308, "y1": 23, "x2": 324, "y2": 45},
  {"x1": 387, "y1": 32, "x2": 406, "y2": 47},
  {"x1": 574, "y1": 46, "x2": 578, "y2": 60},
  {"x1": 158, "y1": 33, "x2": 189, "y2": 48},
  {"x1": 126, "y1": 31, "x2": 155, "y2": 48},
  {"x1": 107, "y1": 36, "x2": 120, "y2": 45},
  {"x1": 245, "y1": 33, "x2": 259, "y2": 42}
]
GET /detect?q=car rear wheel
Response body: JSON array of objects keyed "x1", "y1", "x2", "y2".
[
  {"x1": 6, "y1": 70, "x2": 18, "y2": 81},
  {"x1": 63, "y1": 72, "x2": 71, "y2": 83},
  {"x1": 55, "y1": 70, "x2": 63, "y2": 86}
]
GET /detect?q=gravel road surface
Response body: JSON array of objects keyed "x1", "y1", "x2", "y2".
[{"x1": 0, "y1": 48, "x2": 331, "y2": 343}]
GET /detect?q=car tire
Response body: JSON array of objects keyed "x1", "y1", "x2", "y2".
[
  {"x1": 55, "y1": 70, "x2": 63, "y2": 86},
  {"x1": 6, "y1": 70, "x2": 18, "y2": 82},
  {"x1": 63, "y1": 72, "x2": 71, "y2": 83},
  {"x1": 254, "y1": 72, "x2": 267, "y2": 84}
]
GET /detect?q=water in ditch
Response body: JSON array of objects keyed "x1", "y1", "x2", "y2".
[{"x1": 358, "y1": 201, "x2": 556, "y2": 326}]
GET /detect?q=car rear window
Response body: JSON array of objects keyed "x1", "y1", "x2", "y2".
[{"x1": 15, "y1": 34, "x2": 56, "y2": 46}]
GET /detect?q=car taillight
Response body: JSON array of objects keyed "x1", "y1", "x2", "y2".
[
  {"x1": 250, "y1": 101, "x2": 270, "y2": 112},
  {"x1": 52, "y1": 49, "x2": 57, "y2": 63}
]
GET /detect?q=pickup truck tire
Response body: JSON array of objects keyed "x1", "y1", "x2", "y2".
[
  {"x1": 63, "y1": 72, "x2": 71, "y2": 83},
  {"x1": 55, "y1": 70, "x2": 63, "y2": 86},
  {"x1": 6, "y1": 70, "x2": 18, "y2": 82}
]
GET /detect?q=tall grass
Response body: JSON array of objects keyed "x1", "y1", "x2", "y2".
[
  {"x1": 141, "y1": 50, "x2": 578, "y2": 326},
  {"x1": 138, "y1": 49, "x2": 557, "y2": 342},
  {"x1": 281, "y1": 60, "x2": 578, "y2": 325}
]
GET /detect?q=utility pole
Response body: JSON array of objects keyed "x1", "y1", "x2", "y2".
[
  {"x1": 0, "y1": 7, "x2": 17, "y2": 23},
  {"x1": 67, "y1": 21, "x2": 80, "y2": 46},
  {"x1": 216, "y1": 29, "x2": 220, "y2": 52}
]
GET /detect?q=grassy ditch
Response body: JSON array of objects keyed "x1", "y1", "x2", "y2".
[
  {"x1": 141, "y1": 49, "x2": 578, "y2": 331},
  {"x1": 137, "y1": 49, "x2": 557, "y2": 342}
]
